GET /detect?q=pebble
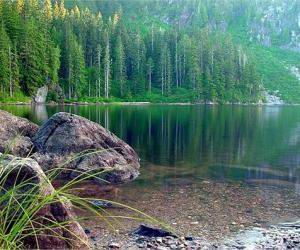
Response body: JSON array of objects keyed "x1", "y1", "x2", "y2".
[
  {"x1": 109, "y1": 242, "x2": 120, "y2": 248},
  {"x1": 147, "y1": 242, "x2": 154, "y2": 248},
  {"x1": 157, "y1": 247, "x2": 168, "y2": 250},
  {"x1": 156, "y1": 237, "x2": 163, "y2": 243}
]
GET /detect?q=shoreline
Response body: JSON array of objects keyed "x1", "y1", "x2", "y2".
[
  {"x1": 0, "y1": 101, "x2": 300, "y2": 106},
  {"x1": 108, "y1": 220, "x2": 300, "y2": 249}
]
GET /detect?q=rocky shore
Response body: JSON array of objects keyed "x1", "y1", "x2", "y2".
[
  {"x1": 223, "y1": 221, "x2": 300, "y2": 249},
  {"x1": 0, "y1": 110, "x2": 141, "y2": 249},
  {"x1": 83, "y1": 222, "x2": 300, "y2": 249}
]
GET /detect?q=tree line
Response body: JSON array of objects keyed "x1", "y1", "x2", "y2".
[{"x1": 0, "y1": 0, "x2": 262, "y2": 103}]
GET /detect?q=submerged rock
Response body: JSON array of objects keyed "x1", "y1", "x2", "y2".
[
  {"x1": 132, "y1": 225, "x2": 176, "y2": 238},
  {"x1": 32, "y1": 112, "x2": 140, "y2": 185},
  {"x1": 91, "y1": 200, "x2": 114, "y2": 208},
  {"x1": 0, "y1": 154, "x2": 90, "y2": 249},
  {"x1": 0, "y1": 110, "x2": 39, "y2": 157}
]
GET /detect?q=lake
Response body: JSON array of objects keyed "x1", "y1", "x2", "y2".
[{"x1": 1, "y1": 104, "x2": 300, "y2": 240}]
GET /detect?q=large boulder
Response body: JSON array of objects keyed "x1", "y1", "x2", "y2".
[
  {"x1": 32, "y1": 112, "x2": 140, "y2": 185},
  {"x1": 0, "y1": 154, "x2": 90, "y2": 249},
  {"x1": 0, "y1": 110, "x2": 39, "y2": 157}
]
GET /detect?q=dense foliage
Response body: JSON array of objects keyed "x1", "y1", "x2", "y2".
[{"x1": 0, "y1": 0, "x2": 270, "y2": 103}]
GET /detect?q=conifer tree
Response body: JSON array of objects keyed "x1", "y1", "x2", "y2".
[
  {"x1": 147, "y1": 57, "x2": 153, "y2": 94},
  {"x1": 0, "y1": 24, "x2": 10, "y2": 95},
  {"x1": 44, "y1": 0, "x2": 52, "y2": 21},
  {"x1": 95, "y1": 43, "x2": 102, "y2": 98},
  {"x1": 53, "y1": 1, "x2": 59, "y2": 19},
  {"x1": 114, "y1": 35, "x2": 126, "y2": 97},
  {"x1": 104, "y1": 30, "x2": 110, "y2": 99},
  {"x1": 16, "y1": 0, "x2": 25, "y2": 15}
]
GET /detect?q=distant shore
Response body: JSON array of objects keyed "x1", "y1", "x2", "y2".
[{"x1": 1, "y1": 101, "x2": 299, "y2": 106}]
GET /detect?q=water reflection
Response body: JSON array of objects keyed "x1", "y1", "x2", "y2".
[
  {"x1": 33, "y1": 104, "x2": 48, "y2": 121},
  {"x1": 1, "y1": 104, "x2": 300, "y2": 193}
]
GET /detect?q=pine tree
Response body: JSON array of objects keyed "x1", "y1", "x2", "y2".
[
  {"x1": 16, "y1": 0, "x2": 25, "y2": 15},
  {"x1": 59, "y1": 0, "x2": 67, "y2": 19},
  {"x1": 104, "y1": 30, "x2": 110, "y2": 99},
  {"x1": 174, "y1": 31, "x2": 179, "y2": 88},
  {"x1": 44, "y1": 0, "x2": 52, "y2": 21},
  {"x1": 53, "y1": 1, "x2": 59, "y2": 19},
  {"x1": 147, "y1": 57, "x2": 153, "y2": 94},
  {"x1": 0, "y1": 24, "x2": 10, "y2": 95},
  {"x1": 0, "y1": 0, "x2": 3, "y2": 15},
  {"x1": 9, "y1": 44, "x2": 20, "y2": 97},
  {"x1": 49, "y1": 46, "x2": 60, "y2": 84},
  {"x1": 71, "y1": 40, "x2": 85, "y2": 98},
  {"x1": 166, "y1": 47, "x2": 172, "y2": 95},
  {"x1": 188, "y1": 39, "x2": 201, "y2": 93},
  {"x1": 159, "y1": 44, "x2": 166, "y2": 95},
  {"x1": 114, "y1": 35, "x2": 126, "y2": 97},
  {"x1": 19, "y1": 19, "x2": 44, "y2": 94},
  {"x1": 3, "y1": 1, "x2": 21, "y2": 44},
  {"x1": 95, "y1": 43, "x2": 102, "y2": 98}
]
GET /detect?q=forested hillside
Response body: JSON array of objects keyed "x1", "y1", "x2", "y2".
[{"x1": 0, "y1": 0, "x2": 299, "y2": 103}]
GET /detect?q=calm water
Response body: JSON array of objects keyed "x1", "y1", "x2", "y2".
[
  {"x1": 2, "y1": 104, "x2": 300, "y2": 238},
  {"x1": 1, "y1": 104, "x2": 300, "y2": 192}
]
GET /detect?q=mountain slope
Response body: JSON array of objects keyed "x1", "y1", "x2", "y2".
[
  {"x1": 67, "y1": 0, "x2": 300, "y2": 103},
  {"x1": 1, "y1": 0, "x2": 299, "y2": 103}
]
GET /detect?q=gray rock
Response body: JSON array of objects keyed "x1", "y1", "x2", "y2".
[
  {"x1": 6, "y1": 136, "x2": 34, "y2": 158},
  {"x1": 32, "y1": 112, "x2": 140, "y2": 185},
  {"x1": 34, "y1": 85, "x2": 48, "y2": 104},
  {"x1": 0, "y1": 110, "x2": 39, "y2": 157},
  {"x1": 132, "y1": 225, "x2": 176, "y2": 238},
  {"x1": 0, "y1": 154, "x2": 90, "y2": 249}
]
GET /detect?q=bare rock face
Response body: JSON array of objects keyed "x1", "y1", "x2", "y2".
[
  {"x1": 32, "y1": 112, "x2": 140, "y2": 185},
  {"x1": 34, "y1": 85, "x2": 48, "y2": 104},
  {"x1": 0, "y1": 154, "x2": 90, "y2": 249},
  {"x1": 0, "y1": 110, "x2": 39, "y2": 157}
]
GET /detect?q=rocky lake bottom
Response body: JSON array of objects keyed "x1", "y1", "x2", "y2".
[{"x1": 73, "y1": 177, "x2": 300, "y2": 249}]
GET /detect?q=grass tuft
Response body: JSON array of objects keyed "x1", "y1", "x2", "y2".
[{"x1": 0, "y1": 151, "x2": 174, "y2": 249}]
